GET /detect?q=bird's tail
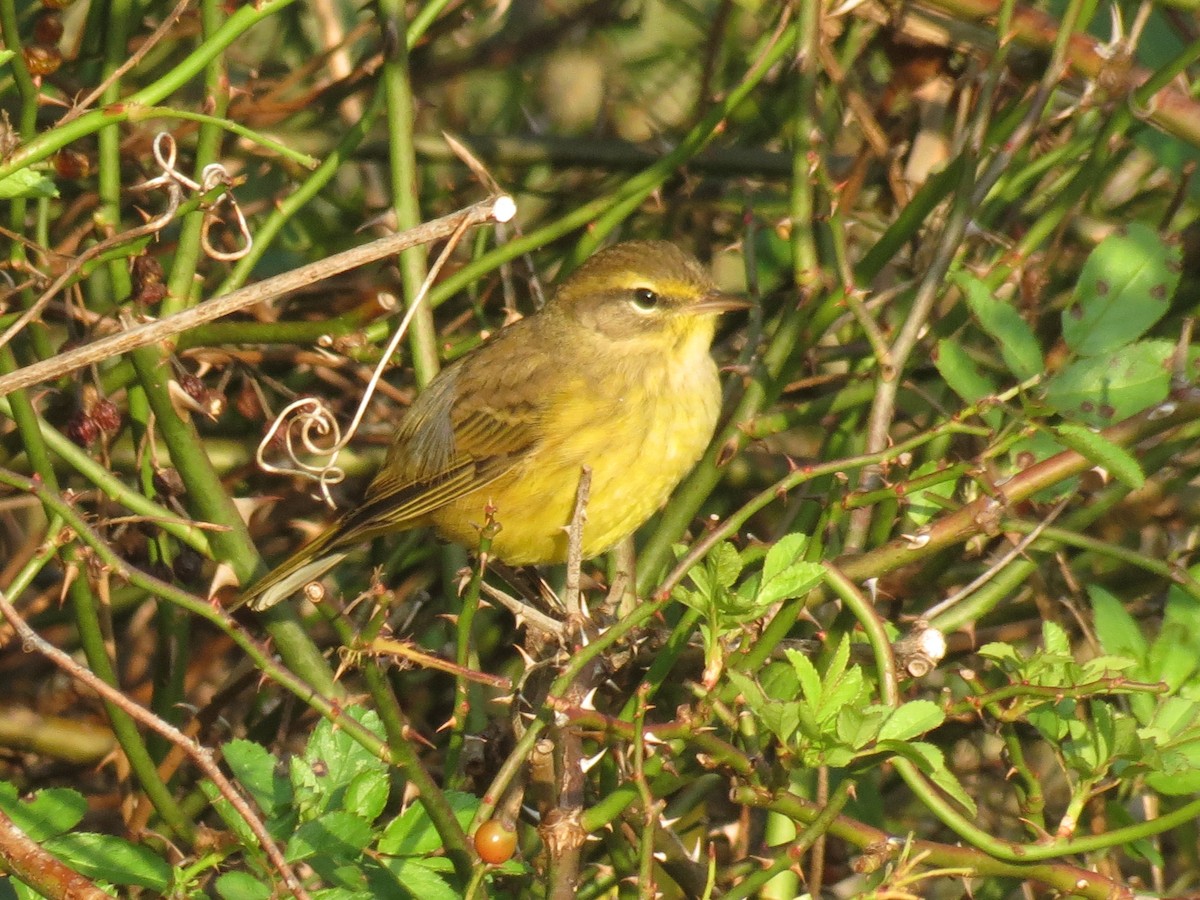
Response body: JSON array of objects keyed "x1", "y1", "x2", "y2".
[{"x1": 241, "y1": 522, "x2": 350, "y2": 611}]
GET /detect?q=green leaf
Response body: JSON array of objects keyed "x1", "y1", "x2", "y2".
[
  {"x1": 0, "y1": 169, "x2": 59, "y2": 200},
  {"x1": 903, "y1": 461, "x2": 961, "y2": 527},
  {"x1": 1042, "y1": 621, "x2": 1070, "y2": 657},
  {"x1": 215, "y1": 871, "x2": 273, "y2": 900},
  {"x1": 379, "y1": 859, "x2": 467, "y2": 900},
  {"x1": 1062, "y1": 224, "x2": 1180, "y2": 356},
  {"x1": 934, "y1": 339, "x2": 998, "y2": 407},
  {"x1": 344, "y1": 769, "x2": 389, "y2": 823},
  {"x1": 755, "y1": 533, "x2": 822, "y2": 606},
  {"x1": 758, "y1": 698, "x2": 803, "y2": 746},
  {"x1": 957, "y1": 272, "x2": 1043, "y2": 379},
  {"x1": 1089, "y1": 585, "x2": 1149, "y2": 667},
  {"x1": 759, "y1": 659, "x2": 800, "y2": 701},
  {"x1": 223, "y1": 739, "x2": 292, "y2": 819},
  {"x1": 286, "y1": 811, "x2": 375, "y2": 863},
  {"x1": 890, "y1": 741, "x2": 977, "y2": 815},
  {"x1": 0, "y1": 785, "x2": 86, "y2": 841},
  {"x1": 377, "y1": 792, "x2": 478, "y2": 856},
  {"x1": 978, "y1": 641, "x2": 1020, "y2": 664},
  {"x1": 710, "y1": 541, "x2": 743, "y2": 591},
  {"x1": 44, "y1": 833, "x2": 172, "y2": 890},
  {"x1": 1049, "y1": 423, "x2": 1144, "y2": 489},
  {"x1": 293, "y1": 710, "x2": 387, "y2": 818},
  {"x1": 878, "y1": 700, "x2": 944, "y2": 743},
  {"x1": 785, "y1": 648, "x2": 823, "y2": 710},
  {"x1": 1146, "y1": 741, "x2": 1200, "y2": 795},
  {"x1": 836, "y1": 704, "x2": 886, "y2": 750},
  {"x1": 1043, "y1": 340, "x2": 1177, "y2": 426},
  {"x1": 1150, "y1": 588, "x2": 1200, "y2": 691}
]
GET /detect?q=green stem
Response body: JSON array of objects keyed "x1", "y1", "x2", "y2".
[{"x1": 378, "y1": 0, "x2": 438, "y2": 386}]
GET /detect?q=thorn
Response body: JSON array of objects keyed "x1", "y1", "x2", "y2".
[{"x1": 580, "y1": 749, "x2": 607, "y2": 773}]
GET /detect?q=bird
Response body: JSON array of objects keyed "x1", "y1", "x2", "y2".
[{"x1": 243, "y1": 240, "x2": 747, "y2": 610}]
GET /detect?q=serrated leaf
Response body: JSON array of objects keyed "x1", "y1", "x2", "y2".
[
  {"x1": 1042, "y1": 621, "x2": 1070, "y2": 656},
  {"x1": 1146, "y1": 696, "x2": 1200, "y2": 738},
  {"x1": 836, "y1": 704, "x2": 886, "y2": 750},
  {"x1": 710, "y1": 541, "x2": 742, "y2": 590},
  {"x1": 1151, "y1": 588, "x2": 1200, "y2": 691},
  {"x1": 784, "y1": 648, "x2": 824, "y2": 709},
  {"x1": 878, "y1": 700, "x2": 944, "y2": 743},
  {"x1": 762, "y1": 533, "x2": 807, "y2": 578},
  {"x1": 1089, "y1": 585, "x2": 1149, "y2": 666},
  {"x1": 223, "y1": 739, "x2": 292, "y2": 818},
  {"x1": 344, "y1": 769, "x2": 389, "y2": 823},
  {"x1": 758, "y1": 699, "x2": 803, "y2": 746},
  {"x1": 295, "y1": 710, "x2": 387, "y2": 817},
  {"x1": 1050, "y1": 423, "x2": 1144, "y2": 489},
  {"x1": 377, "y1": 792, "x2": 478, "y2": 856},
  {"x1": 1062, "y1": 224, "x2": 1180, "y2": 356},
  {"x1": 378, "y1": 860, "x2": 462, "y2": 900},
  {"x1": 0, "y1": 169, "x2": 59, "y2": 200},
  {"x1": 1043, "y1": 340, "x2": 1175, "y2": 426},
  {"x1": 44, "y1": 833, "x2": 172, "y2": 890},
  {"x1": 957, "y1": 272, "x2": 1043, "y2": 379},
  {"x1": 820, "y1": 666, "x2": 868, "y2": 724},
  {"x1": 756, "y1": 533, "x2": 822, "y2": 606},
  {"x1": 977, "y1": 641, "x2": 1020, "y2": 664},
  {"x1": 890, "y1": 741, "x2": 977, "y2": 816},
  {"x1": 1146, "y1": 743, "x2": 1200, "y2": 795},
  {"x1": 759, "y1": 659, "x2": 800, "y2": 701},
  {"x1": 824, "y1": 635, "x2": 851, "y2": 687},
  {"x1": 286, "y1": 811, "x2": 374, "y2": 863}
]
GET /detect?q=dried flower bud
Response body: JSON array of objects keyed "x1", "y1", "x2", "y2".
[
  {"x1": 173, "y1": 547, "x2": 203, "y2": 582},
  {"x1": 152, "y1": 467, "x2": 185, "y2": 498},
  {"x1": 32, "y1": 11, "x2": 63, "y2": 44},
  {"x1": 23, "y1": 44, "x2": 62, "y2": 76},
  {"x1": 39, "y1": 0, "x2": 74, "y2": 10},
  {"x1": 52, "y1": 149, "x2": 91, "y2": 179},
  {"x1": 131, "y1": 254, "x2": 168, "y2": 305},
  {"x1": 234, "y1": 380, "x2": 263, "y2": 421},
  {"x1": 91, "y1": 398, "x2": 121, "y2": 436},
  {"x1": 66, "y1": 411, "x2": 99, "y2": 447},
  {"x1": 178, "y1": 373, "x2": 207, "y2": 405},
  {"x1": 131, "y1": 253, "x2": 164, "y2": 288}
]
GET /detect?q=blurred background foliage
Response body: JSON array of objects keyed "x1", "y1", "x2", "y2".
[{"x1": 3, "y1": 0, "x2": 1200, "y2": 897}]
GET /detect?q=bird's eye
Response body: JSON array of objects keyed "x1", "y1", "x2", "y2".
[{"x1": 631, "y1": 287, "x2": 660, "y2": 312}]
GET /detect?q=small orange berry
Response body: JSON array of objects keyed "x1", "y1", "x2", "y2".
[{"x1": 474, "y1": 820, "x2": 516, "y2": 865}]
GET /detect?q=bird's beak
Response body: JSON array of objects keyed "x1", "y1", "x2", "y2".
[{"x1": 687, "y1": 291, "x2": 752, "y2": 315}]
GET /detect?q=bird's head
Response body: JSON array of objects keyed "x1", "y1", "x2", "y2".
[{"x1": 552, "y1": 241, "x2": 748, "y2": 350}]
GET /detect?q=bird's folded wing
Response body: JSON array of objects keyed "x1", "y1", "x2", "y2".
[{"x1": 332, "y1": 451, "x2": 520, "y2": 547}]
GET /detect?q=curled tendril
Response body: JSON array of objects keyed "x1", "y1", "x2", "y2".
[
  {"x1": 255, "y1": 210, "x2": 478, "y2": 508},
  {"x1": 257, "y1": 398, "x2": 347, "y2": 507},
  {"x1": 142, "y1": 133, "x2": 252, "y2": 262}
]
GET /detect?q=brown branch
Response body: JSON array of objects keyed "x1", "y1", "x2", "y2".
[
  {"x1": 0, "y1": 807, "x2": 109, "y2": 900},
  {"x1": 0, "y1": 195, "x2": 515, "y2": 397},
  {"x1": 0, "y1": 589, "x2": 313, "y2": 900}
]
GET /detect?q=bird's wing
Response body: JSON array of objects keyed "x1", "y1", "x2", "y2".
[
  {"x1": 330, "y1": 332, "x2": 554, "y2": 547},
  {"x1": 242, "y1": 324, "x2": 559, "y2": 609}
]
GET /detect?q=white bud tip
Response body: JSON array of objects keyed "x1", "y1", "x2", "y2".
[{"x1": 492, "y1": 195, "x2": 517, "y2": 223}]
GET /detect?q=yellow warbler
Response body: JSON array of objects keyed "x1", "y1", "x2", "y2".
[{"x1": 245, "y1": 240, "x2": 746, "y2": 609}]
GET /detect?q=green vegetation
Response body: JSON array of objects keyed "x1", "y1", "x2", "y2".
[{"x1": 2, "y1": 0, "x2": 1200, "y2": 897}]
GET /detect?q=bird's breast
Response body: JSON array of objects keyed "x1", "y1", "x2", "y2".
[{"x1": 428, "y1": 343, "x2": 722, "y2": 565}]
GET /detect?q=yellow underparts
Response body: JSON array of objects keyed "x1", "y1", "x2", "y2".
[{"x1": 428, "y1": 322, "x2": 721, "y2": 564}]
